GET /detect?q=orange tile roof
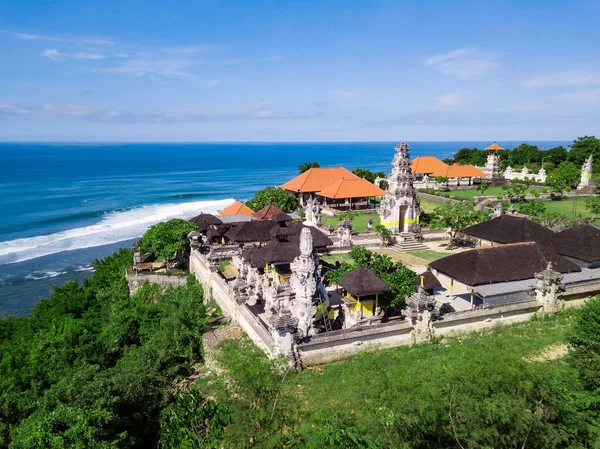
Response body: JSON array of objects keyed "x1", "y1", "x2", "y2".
[
  {"x1": 253, "y1": 204, "x2": 283, "y2": 220},
  {"x1": 485, "y1": 142, "x2": 504, "y2": 151},
  {"x1": 431, "y1": 163, "x2": 486, "y2": 178},
  {"x1": 410, "y1": 156, "x2": 449, "y2": 174},
  {"x1": 219, "y1": 200, "x2": 255, "y2": 216},
  {"x1": 280, "y1": 167, "x2": 360, "y2": 193},
  {"x1": 317, "y1": 177, "x2": 385, "y2": 199}
]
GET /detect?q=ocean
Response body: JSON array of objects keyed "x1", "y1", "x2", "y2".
[{"x1": 0, "y1": 141, "x2": 570, "y2": 316}]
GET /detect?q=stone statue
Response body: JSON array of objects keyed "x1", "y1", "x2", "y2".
[
  {"x1": 337, "y1": 219, "x2": 353, "y2": 249},
  {"x1": 379, "y1": 142, "x2": 422, "y2": 236},
  {"x1": 492, "y1": 202, "x2": 504, "y2": 218},
  {"x1": 577, "y1": 154, "x2": 594, "y2": 191},
  {"x1": 531, "y1": 262, "x2": 564, "y2": 315},
  {"x1": 132, "y1": 243, "x2": 141, "y2": 267},
  {"x1": 367, "y1": 217, "x2": 374, "y2": 232}
]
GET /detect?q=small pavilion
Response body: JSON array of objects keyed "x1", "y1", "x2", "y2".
[
  {"x1": 430, "y1": 163, "x2": 486, "y2": 186},
  {"x1": 280, "y1": 167, "x2": 360, "y2": 205},
  {"x1": 253, "y1": 204, "x2": 284, "y2": 220},
  {"x1": 458, "y1": 214, "x2": 553, "y2": 246},
  {"x1": 316, "y1": 177, "x2": 385, "y2": 211},
  {"x1": 219, "y1": 200, "x2": 255, "y2": 217},
  {"x1": 338, "y1": 266, "x2": 390, "y2": 318},
  {"x1": 411, "y1": 156, "x2": 449, "y2": 178}
]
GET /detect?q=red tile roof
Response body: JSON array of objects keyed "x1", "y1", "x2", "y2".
[
  {"x1": 411, "y1": 156, "x2": 449, "y2": 174},
  {"x1": 317, "y1": 177, "x2": 385, "y2": 199},
  {"x1": 280, "y1": 167, "x2": 360, "y2": 193},
  {"x1": 253, "y1": 204, "x2": 283, "y2": 220},
  {"x1": 485, "y1": 142, "x2": 504, "y2": 151},
  {"x1": 219, "y1": 200, "x2": 255, "y2": 216},
  {"x1": 431, "y1": 163, "x2": 486, "y2": 178}
]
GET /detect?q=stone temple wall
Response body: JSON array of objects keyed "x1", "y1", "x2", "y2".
[{"x1": 125, "y1": 269, "x2": 188, "y2": 295}]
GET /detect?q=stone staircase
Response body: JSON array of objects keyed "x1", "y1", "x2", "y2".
[{"x1": 391, "y1": 232, "x2": 429, "y2": 252}]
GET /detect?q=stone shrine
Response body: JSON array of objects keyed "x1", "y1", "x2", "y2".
[
  {"x1": 577, "y1": 154, "x2": 594, "y2": 192},
  {"x1": 483, "y1": 142, "x2": 505, "y2": 185},
  {"x1": 379, "y1": 142, "x2": 422, "y2": 235}
]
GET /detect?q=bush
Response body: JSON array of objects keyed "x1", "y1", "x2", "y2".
[{"x1": 139, "y1": 218, "x2": 196, "y2": 262}]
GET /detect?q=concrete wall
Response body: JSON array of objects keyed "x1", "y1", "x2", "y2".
[
  {"x1": 126, "y1": 270, "x2": 188, "y2": 294},
  {"x1": 190, "y1": 250, "x2": 276, "y2": 355},
  {"x1": 297, "y1": 300, "x2": 542, "y2": 366}
]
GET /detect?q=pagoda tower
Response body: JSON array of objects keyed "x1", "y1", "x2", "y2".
[
  {"x1": 483, "y1": 142, "x2": 505, "y2": 185},
  {"x1": 379, "y1": 142, "x2": 422, "y2": 235}
]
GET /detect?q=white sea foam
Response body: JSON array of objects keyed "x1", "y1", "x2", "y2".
[
  {"x1": 75, "y1": 265, "x2": 95, "y2": 272},
  {"x1": 25, "y1": 270, "x2": 67, "y2": 281},
  {"x1": 0, "y1": 198, "x2": 234, "y2": 266}
]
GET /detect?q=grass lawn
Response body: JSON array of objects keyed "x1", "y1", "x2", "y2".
[
  {"x1": 320, "y1": 253, "x2": 354, "y2": 265},
  {"x1": 446, "y1": 186, "x2": 506, "y2": 200},
  {"x1": 419, "y1": 197, "x2": 441, "y2": 213},
  {"x1": 321, "y1": 212, "x2": 380, "y2": 232},
  {"x1": 406, "y1": 249, "x2": 449, "y2": 262},
  {"x1": 218, "y1": 259, "x2": 231, "y2": 273},
  {"x1": 540, "y1": 197, "x2": 599, "y2": 223}
]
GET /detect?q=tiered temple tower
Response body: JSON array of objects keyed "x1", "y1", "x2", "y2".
[
  {"x1": 577, "y1": 154, "x2": 594, "y2": 192},
  {"x1": 483, "y1": 142, "x2": 505, "y2": 185},
  {"x1": 379, "y1": 142, "x2": 422, "y2": 235}
]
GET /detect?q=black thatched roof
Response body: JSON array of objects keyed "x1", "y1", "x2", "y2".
[
  {"x1": 224, "y1": 221, "x2": 276, "y2": 243},
  {"x1": 188, "y1": 213, "x2": 223, "y2": 232},
  {"x1": 429, "y1": 242, "x2": 580, "y2": 286},
  {"x1": 461, "y1": 214, "x2": 553, "y2": 244},
  {"x1": 338, "y1": 266, "x2": 390, "y2": 296},
  {"x1": 415, "y1": 270, "x2": 443, "y2": 291},
  {"x1": 542, "y1": 224, "x2": 600, "y2": 263},
  {"x1": 245, "y1": 241, "x2": 300, "y2": 268},
  {"x1": 269, "y1": 225, "x2": 296, "y2": 238},
  {"x1": 286, "y1": 223, "x2": 333, "y2": 248},
  {"x1": 271, "y1": 211, "x2": 293, "y2": 222},
  {"x1": 207, "y1": 224, "x2": 229, "y2": 238}
]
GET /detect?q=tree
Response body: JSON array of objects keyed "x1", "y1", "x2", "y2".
[
  {"x1": 530, "y1": 212, "x2": 578, "y2": 229},
  {"x1": 517, "y1": 201, "x2": 546, "y2": 217},
  {"x1": 476, "y1": 182, "x2": 491, "y2": 196},
  {"x1": 430, "y1": 201, "x2": 489, "y2": 242},
  {"x1": 584, "y1": 196, "x2": 600, "y2": 221},
  {"x1": 567, "y1": 136, "x2": 600, "y2": 167},
  {"x1": 139, "y1": 218, "x2": 196, "y2": 262},
  {"x1": 568, "y1": 296, "x2": 600, "y2": 391},
  {"x1": 298, "y1": 161, "x2": 320, "y2": 174},
  {"x1": 546, "y1": 161, "x2": 580, "y2": 194},
  {"x1": 501, "y1": 182, "x2": 527, "y2": 202},
  {"x1": 509, "y1": 143, "x2": 541, "y2": 166},
  {"x1": 542, "y1": 145, "x2": 568, "y2": 166},
  {"x1": 245, "y1": 186, "x2": 300, "y2": 212},
  {"x1": 352, "y1": 167, "x2": 386, "y2": 184},
  {"x1": 373, "y1": 224, "x2": 392, "y2": 247},
  {"x1": 326, "y1": 246, "x2": 416, "y2": 308}
]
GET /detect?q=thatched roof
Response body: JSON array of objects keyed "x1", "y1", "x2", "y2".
[
  {"x1": 224, "y1": 221, "x2": 276, "y2": 243},
  {"x1": 271, "y1": 211, "x2": 293, "y2": 222},
  {"x1": 188, "y1": 213, "x2": 223, "y2": 232},
  {"x1": 286, "y1": 223, "x2": 333, "y2": 248},
  {"x1": 542, "y1": 224, "x2": 600, "y2": 263},
  {"x1": 429, "y1": 242, "x2": 580, "y2": 286},
  {"x1": 461, "y1": 215, "x2": 553, "y2": 244},
  {"x1": 245, "y1": 241, "x2": 300, "y2": 268},
  {"x1": 253, "y1": 204, "x2": 283, "y2": 220},
  {"x1": 338, "y1": 266, "x2": 390, "y2": 296},
  {"x1": 269, "y1": 225, "x2": 296, "y2": 238},
  {"x1": 415, "y1": 270, "x2": 443, "y2": 291}
]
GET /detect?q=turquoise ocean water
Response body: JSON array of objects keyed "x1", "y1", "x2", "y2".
[{"x1": 0, "y1": 141, "x2": 569, "y2": 315}]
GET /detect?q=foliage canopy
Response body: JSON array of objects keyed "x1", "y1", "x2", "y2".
[{"x1": 245, "y1": 186, "x2": 300, "y2": 212}]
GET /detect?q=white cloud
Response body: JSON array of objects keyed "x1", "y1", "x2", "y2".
[
  {"x1": 101, "y1": 58, "x2": 198, "y2": 79},
  {"x1": 41, "y1": 49, "x2": 63, "y2": 58},
  {"x1": 523, "y1": 69, "x2": 600, "y2": 88},
  {"x1": 72, "y1": 52, "x2": 107, "y2": 60},
  {"x1": 558, "y1": 89, "x2": 600, "y2": 104},
  {"x1": 206, "y1": 79, "x2": 220, "y2": 87},
  {"x1": 336, "y1": 91, "x2": 357, "y2": 98},
  {"x1": 434, "y1": 92, "x2": 464, "y2": 109},
  {"x1": 425, "y1": 48, "x2": 498, "y2": 78},
  {"x1": 8, "y1": 31, "x2": 113, "y2": 44}
]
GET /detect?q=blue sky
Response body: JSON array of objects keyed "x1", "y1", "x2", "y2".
[{"x1": 0, "y1": 0, "x2": 599, "y2": 141}]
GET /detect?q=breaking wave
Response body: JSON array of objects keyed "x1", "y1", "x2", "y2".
[
  {"x1": 25, "y1": 270, "x2": 67, "y2": 281},
  {"x1": 0, "y1": 198, "x2": 233, "y2": 266}
]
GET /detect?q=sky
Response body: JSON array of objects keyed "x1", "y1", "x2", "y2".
[{"x1": 0, "y1": 0, "x2": 599, "y2": 142}]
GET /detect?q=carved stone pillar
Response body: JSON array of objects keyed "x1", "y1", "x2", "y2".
[
  {"x1": 402, "y1": 287, "x2": 438, "y2": 344},
  {"x1": 532, "y1": 262, "x2": 564, "y2": 315}
]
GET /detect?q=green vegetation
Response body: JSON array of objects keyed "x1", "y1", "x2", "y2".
[
  {"x1": 541, "y1": 198, "x2": 599, "y2": 224},
  {"x1": 320, "y1": 252, "x2": 354, "y2": 265},
  {"x1": 444, "y1": 186, "x2": 506, "y2": 199},
  {"x1": 546, "y1": 161, "x2": 580, "y2": 193},
  {"x1": 321, "y1": 212, "x2": 379, "y2": 232},
  {"x1": 219, "y1": 259, "x2": 231, "y2": 273},
  {"x1": 352, "y1": 167, "x2": 386, "y2": 184},
  {"x1": 0, "y1": 249, "x2": 209, "y2": 448},
  {"x1": 429, "y1": 201, "x2": 489, "y2": 240},
  {"x1": 139, "y1": 218, "x2": 196, "y2": 262},
  {"x1": 325, "y1": 246, "x2": 416, "y2": 308},
  {"x1": 406, "y1": 249, "x2": 449, "y2": 262},
  {"x1": 245, "y1": 186, "x2": 300, "y2": 212},
  {"x1": 585, "y1": 196, "x2": 600, "y2": 221},
  {"x1": 298, "y1": 161, "x2": 320, "y2": 174},
  {"x1": 173, "y1": 306, "x2": 600, "y2": 448}
]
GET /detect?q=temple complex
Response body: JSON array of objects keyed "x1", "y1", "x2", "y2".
[
  {"x1": 379, "y1": 142, "x2": 422, "y2": 236},
  {"x1": 483, "y1": 142, "x2": 505, "y2": 184}
]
